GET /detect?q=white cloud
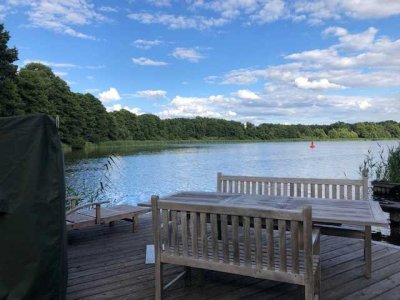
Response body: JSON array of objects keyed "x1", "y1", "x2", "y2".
[
  {"x1": 23, "y1": 59, "x2": 105, "y2": 70},
  {"x1": 189, "y1": 26, "x2": 400, "y2": 123},
  {"x1": 132, "y1": 57, "x2": 168, "y2": 66},
  {"x1": 294, "y1": 0, "x2": 400, "y2": 22},
  {"x1": 188, "y1": 0, "x2": 400, "y2": 26},
  {"x1": 189, "y1": 0, "x2": 286, "y2": 23},
  {"x1": 5, "y1": 0, "x2": 107, "y2": 39},
  {"x1": 135, "y1": 90, "x2": 167, "y2": 99},
  {"x1": 54, "y1": 71, "x2": 68, "y2": 77},
  {"x1": 294, "y1": 77, "x2": 345, "y2": 90},
  {"x1": 98, "y1": 88, "x2": 121, "y2": 102},
  {"x1": 159, "y1": 95, "x2": 236, "y2": 119},
  {"x1": 204, "y1": 75, "x2": 219, "y2": 83},
  {"x1": 233, "y1": 89, "x2": 261, "y2": 100},
  {"x1": 156, "y1": 88, "x2": 400, "y2": 124},
  {"x1": 359, "y1": 100, "x2": 372, "y2": 110},
  {"x1": 216, "y1": 27, "x2": 400, "y2": 91},
  {"x1": 132, "y1": 39, "x2": 162, "y2": 49},
  {"x1": 106, "y1": 104, "x2": 143, "y2": 115},
  {"x1": 172, "y1": 48, "x2": 205, "y2": 62},
  {"x1": 98, "y1": 6, "x2": 117, "y2": 13},
  {"x1": 250, "y1": 0, "x2": 286, "y2": 24},
  {"x1": 126, "y1": 1, "x2": 400, "y2": 31},
  {"x1": 127, "y1": 12, "x2": 228, "y2": 30},
  {"x1": 24, "y1": 59, "x2": 78, "y2": 68},
  {"x1": 6, "y1": 0, "x2": 400, "y2": 36},
  {"x1": 323, "y1": 26, "x2": 377, "y2": 51},
  {"x1": 222, "y1": 68, "x2": 260, "y2": 84}
]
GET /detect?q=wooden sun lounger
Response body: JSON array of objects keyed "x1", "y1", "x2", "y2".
[{"x1": 66, "y1": 201, "x2": 151, "y2": 232}]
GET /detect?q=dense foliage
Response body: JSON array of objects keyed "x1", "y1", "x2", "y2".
[
  {"x1": 1, "y1": 24, "x2": 400, "y2": 150},
  {"x1": 360, "y1": 144, "x2": 400, "y2": 183}
]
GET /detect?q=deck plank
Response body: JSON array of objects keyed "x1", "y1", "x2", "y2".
[{"x1": 67, "y1": 214, "x2": 400, "y2": 300}]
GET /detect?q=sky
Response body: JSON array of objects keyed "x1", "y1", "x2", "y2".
[{"x1": 1, "y1": 0, "x2": 400, "y2": 125}]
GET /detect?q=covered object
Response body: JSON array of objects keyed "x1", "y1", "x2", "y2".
[{"x1": 0, "y1": 114, "x2": 67, "y2": 300}]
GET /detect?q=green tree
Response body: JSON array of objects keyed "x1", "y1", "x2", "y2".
[
  {"x1": 18, "y1": 63, "x2": 54, "y2": 114},
  {"x1": 76, "y1": 93, "x2": 110, "y2": 143},
  {"x1": 312, "y1": 128, "x2": 328, "y2": 139},
  {"x1": 0, "y1": 23, "x2": 24, "y2": 116}
]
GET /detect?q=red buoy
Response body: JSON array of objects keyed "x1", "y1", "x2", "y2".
[{"x1": 310, "y1": 141, "x2": 315, "y2": 149}]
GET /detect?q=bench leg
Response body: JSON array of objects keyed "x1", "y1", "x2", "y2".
[
  {"x1": 132, "y1": 216, "x2": 138, "y2": 233},
  {"x1": 155, "y1": 261, "x2": 163, "y2": 300},
  {"x1": 304, "y1": 282, "x2": 314, "y2": 300},
  {"x1": 315, "y1": 262, "x2": 321, "y2": 300},
  {"x1": 109, "y1": 221, "x2": 114, "y2": 227},
  {"x1": 364, "y1": 225, "x2": 371, "y2": 278}
]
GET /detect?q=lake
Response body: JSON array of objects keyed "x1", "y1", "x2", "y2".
[{"x1": 65, "y1": 140, "x2": 399, "y2": 205}]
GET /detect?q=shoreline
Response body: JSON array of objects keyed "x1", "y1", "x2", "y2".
[{"x1": 63, "y1": 138, "x2": 399, "y2": 153}]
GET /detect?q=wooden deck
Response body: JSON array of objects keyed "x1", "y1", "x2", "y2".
[{"x1": 67, "y1": 213, "x2": 400, "y2": 300}]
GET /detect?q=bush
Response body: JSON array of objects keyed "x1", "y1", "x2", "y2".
[
  {"x1": 387, "y1": 145, "x2": 400, "y2": 183},
  {"x1": 359, "y1": 143, "x2": 400, "y2": 183},
  {"x1": 70, "y1": 137, "x2": 86, "y2": 150}
]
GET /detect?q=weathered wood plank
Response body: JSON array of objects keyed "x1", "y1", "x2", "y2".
[
  {"x1": 67, "y1": 214, "x2": 400, "y2": 300},
  {"x1": 232, "y1": 215, "x2": 240, "y2": 265},
  {"x1": 200, "y1": 212, "x2": 208, "y2": 260}
]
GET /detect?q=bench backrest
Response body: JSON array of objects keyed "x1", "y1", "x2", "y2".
[
  {"x1": 151, "y1": 196, "x2": 314, "y2": 283},
  {"x1": 217, "y1": 173, "x2": 369, "y2": 200}
]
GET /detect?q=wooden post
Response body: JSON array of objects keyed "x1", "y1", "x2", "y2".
[
  {"x1": 95, "y1": 204, "x2": 101, "y2": 224},
  {"x1": 217, "y1": 172, "x2": 222, "y2": 192},
  {"x1": 152, "y1": 195, "x2": 163, "y2": 300},
  {"x1": 365, "y1": 225, "x2": 372, "y2": 278},
  {"x1": 132, "y1": 215, "x2": 138, "y2": 232},
  {"x1": 362, "y1": 176, "x2": 369, "y2": 200},
  {"x1": 303, "y1": 206, "x2": 314, "y2": 300}
]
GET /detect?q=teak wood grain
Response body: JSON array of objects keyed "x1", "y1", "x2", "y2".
[{"x1": 152, "y1": 196, "x2": 321, "y2": 300}]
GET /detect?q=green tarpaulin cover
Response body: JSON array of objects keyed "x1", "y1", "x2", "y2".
[{"x1": 0, "y1": 114, "x2": 67, "y2": 300}]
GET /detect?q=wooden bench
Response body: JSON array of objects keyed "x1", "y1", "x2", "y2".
[
  {"x1": 66, "y1": 200, "x2": 151, "y2": 232},
  {"x1": 217, "y1": 173, "x2": 368, "y2": 200},
  {"x1": 151, "y1": 195, "x2": 321, "y2": 299},
  {"x1": 216, "y1": 173, "x2": 373, "y2": 276}
]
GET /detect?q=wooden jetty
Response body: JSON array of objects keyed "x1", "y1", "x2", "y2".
[{"x1": 67, "y1": 213, "x2": 400, "y2": 300}]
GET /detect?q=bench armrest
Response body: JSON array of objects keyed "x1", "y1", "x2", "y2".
[{"x1": 66, "y1": 200, "x2": 110, "y2": 216}]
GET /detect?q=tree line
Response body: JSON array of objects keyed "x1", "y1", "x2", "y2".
[{"x1": 1, "y1": 24, "x2": 400, "y2": 150}]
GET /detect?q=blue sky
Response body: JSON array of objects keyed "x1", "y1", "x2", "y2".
[{"x1": 1, "y1": 0, "x2": 400, "y2": 124}]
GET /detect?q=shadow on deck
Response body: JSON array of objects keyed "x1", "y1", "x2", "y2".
[{"x1": 67, "y1": 213, "x2": 400, "y2": 300}]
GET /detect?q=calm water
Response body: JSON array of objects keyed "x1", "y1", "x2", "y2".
[{"x1": 65, "y1": 140, "x2": 399, "y2": 205}]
